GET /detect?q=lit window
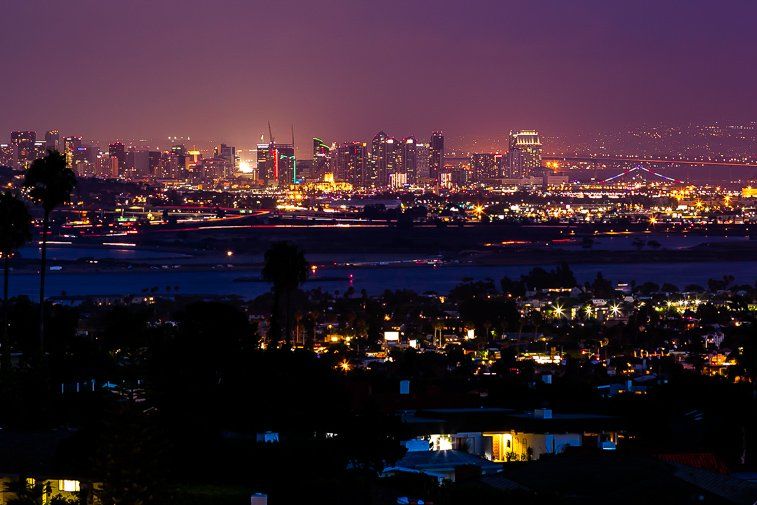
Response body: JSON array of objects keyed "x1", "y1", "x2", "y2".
[{"x1": 59, "y1": 480, "x2": 80, "y2": 492}]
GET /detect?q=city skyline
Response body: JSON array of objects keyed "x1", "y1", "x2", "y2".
[
  {"x1": 2, "y1": 2, "x2": 757, "y2": 504},
  {"x1": 2, "y1": 0, "x2": 756, "y2": 149}
]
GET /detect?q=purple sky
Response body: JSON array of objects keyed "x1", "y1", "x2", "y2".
[{"x1": 1, "y1": 0, "x2": 755, "y2": 150}]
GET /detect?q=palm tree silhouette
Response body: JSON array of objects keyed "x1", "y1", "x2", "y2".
[
  {"x1": 0, "y1": 192, "x2": 31, "y2": 369},
  {"x1": 22, "y1": 150, "x2": 77, "y2": 353},
  {"x1": 262, "y1": 241, "x2": 308, "y2": 348}
]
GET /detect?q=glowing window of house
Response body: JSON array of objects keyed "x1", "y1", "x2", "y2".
[
  {"x1": 429, "y1": 434, "x2": 453, "y2": 451},
  {"x1": 59, "y1": 480, "x2": 80, "y2": 492}
]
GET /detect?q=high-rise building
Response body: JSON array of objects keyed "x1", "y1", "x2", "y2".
[
  {"x1": 11, "y1": 130, "x2": 36, "y2": 164},
  {"x1": 45, "y1": 130, "x2": 60, "y2": 152},
  {"x1": 0, "y1": 144, "x2": 15, "y2": 167},
  {"x1": 33, "y1": 141, "x2": 47, "y2": 160},
  {"x1": 370, "y1": 132, "x2": 400, "y2": 187},
  {"x1": 334, "y1": 142, "x2": 367, "y2": 187},
  {"x1": 415, "y1": 143, "x2": 430, "y2": 182},
  {"x1": 256, "y1": 143, "x2": 273, "y2": 184},
  {"x1": 214, "y1": 143, "x2": 238, "y2": 170},
  {"x1": 108, "y1": 142, "x2": 126, "y2": 177},
  {"x1": 312, "y1": 138, "x2": 331, "y2": 181},
  {"x1": 148, "y1": 150, "x2": 161, "y2": 178},
  {"x1": 171, "y1": 144, "x2": 187, "y2": 179},
  {"x1": 63, "y1": 136, "x2": 82, "y2": 167},
  {"x1": 194, "y1": 157, "x2": 233, "y2": 182},
  {"x1": 154, "y1": 150, "x2": 181, "y2": 179},
  {"x1": 256, "y1": 142, "x2": 295, "y2": 186},
  {"x1": 400, "y1": 137, "x2": 418, "y2": 184},
  {"x1": 506, "y1": 130, "x2": 542, "y2": 178},
  {"x1": 471, "y1": 153, "x2": 498, "y2": 182},
  {"x1": 370, "y1": 131, "x2": 389, "y2": 186},
  {"x1": 275, "y1": 144, "x2": 296, "y2": 186},
  {"x1": 132, "y1": 150, "x2": 150, "y2": 178},
  {"x1": 94, "y1": 151, "x2": 115, "y2": 178},
  {"x1": 429, "y1": 131, "x2": 444, "y2": 182},
  {"x1": 109, "y1": 156, "x2": 120, "y2": 178}
]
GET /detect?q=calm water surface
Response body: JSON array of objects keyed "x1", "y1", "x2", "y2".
[{"x1": 7, "y1": 261, "x2": 756, "y2": 299}]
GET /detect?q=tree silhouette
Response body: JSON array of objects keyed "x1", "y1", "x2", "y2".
[
  {"x1": 22, "y1": 150, "x2": 77, "y2": 353},
  {"x1": 262, "y1": 241, "x2": 308, "y2": 347},
  {"x1": 0, "y1": 192, "x2": 31, "y2": 369}
]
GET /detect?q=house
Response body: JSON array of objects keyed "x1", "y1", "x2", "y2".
[
  {"x1": 400, "y1": 407, "x2": 623, "y2": 464},
  {"x1": 0, "y1": 476, "x2": 100, "y2": 505}
]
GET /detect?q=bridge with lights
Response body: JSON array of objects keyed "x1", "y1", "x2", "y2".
[
  {"x1": 596, "y1": 165, "x2": 684, "y2": 184},
  {"x1": 541, "y1": 155, "x2": 757, "y2": 169},
  {"x1": 542, "y1": 155, "x2": 757, "y2": 185}
]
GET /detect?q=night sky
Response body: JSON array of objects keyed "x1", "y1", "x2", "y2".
[{"x1": 1, "y1": 0, "x2": 755, "y2": 149}]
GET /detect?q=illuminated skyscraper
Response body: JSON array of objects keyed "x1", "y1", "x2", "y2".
[
  {"x1": 256, "y1": 142, "x2": 295, "y2": 186},
  {"x1": 63, "y1": 136, "x2": 82, "y2": 167},
  {"x1": 132, "y1": 150, "x2": 150, "y2": 177},
  {"x1": 415, "y1": 143, "x2": 430, "y2": 182},
  {"x1": 0, "y1": 144, "x2": 14, "y2": 167},
  {"x1": 11, "y1": 130, "x2": 36, "y2": 164},
  {"x1": 370, "y1": 131, "x2": 389, "y2": 186},
  {"x1": 148, "y1": 150, "x2": 161, "y2": 177},
  {"x1": 45, "y1": 130, "x2": 60, "y2": 152},
  {"x1": 400, "y1": 137, "x2": 418, "y2": 184},
  {"x1": 214, "y1": 144, "x2": 238, "y2": 169},
  {"x1": 256, "y1": 143, "x2": 273, "y2": 184},
  {"x1": 275, "y1": 144, "x2": 296, "y2": 186},
  {"x1": 171, "y1": 144, "x2": 187, "y2": 178},
  {"x1": 33, "y1": 141, "x2": 47, "y2": 160},
  {"x1": 108, "y1": 142, "x2": 126, "y2": 176},
  {"x1": 370, "y1": 132, "x2": 399, "y2": 187},
  {"x1": 312, "y1": 137, "x2": 331, "y2": 180},
  {"x1": 334, "y1": 142, "x2": 367, "y2": 187},
  {"x1": 471, "y1": 153, "x2": 498, "y2": 182},
  {"x1": 506, "y1": 130, "x2": 542, "y2": 178},
  {"x1": 429, "y1": 131, "x2": 444, "y2": 182}
]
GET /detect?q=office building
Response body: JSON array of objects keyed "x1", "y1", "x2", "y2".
[
  {"x1": 312, "y1": 137, "x2": 331, "y2": 181},
  {"x1": 171, "y1": 144, "x2": 187, "y2": 179},
  {"x1": 0, "y1": 144, "x2": 15, "y2": 167},
  {"x1": 416, "y1": 143, "x2": 430, "y2": 182},
  {"x1": 276, "y1": 144, "x2": 296, "y2": 186},
  {"x1": 256, "y1": 142, "x2": 295, "y2": 186},
  {"x1": 11, "y1": 130, "x2": 36, "y2": 164},
  {"x1": 33, "y1": 141, "x2": 47, "y2": 160},
  {"x1": 334, "y1": 142, "x2": 367, "y2": 187},
  {"x1": 370, "y1": 131, "x2": 400, "y2": 187},
  {"x1": 108, "y1": 142, "x2": 126, "y2": 177},
  {"x1": 429, "y1": 131, "x2": 444, "y2": 182},
  {"x1": 45, "y1": 130, "x2": 60, "y2": 152},
  {"x1": 400, "y1": 137, "x2": 418, "y2": 184},
  {"x1": 256, "y1": 143, "x2": 273, "y2": 184},
  {"x1": 506, "y1": 130, "x2": 542, "y2": 178},
  {"x1": 471, "y1": 153, "x2": 498, "y2": 182},
  {"x1": 214, "y1": 144, "x2": 238, "y2": 170},
  {"x1": 63, "y1": 136, "x2": 82, "y2": 167}
]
